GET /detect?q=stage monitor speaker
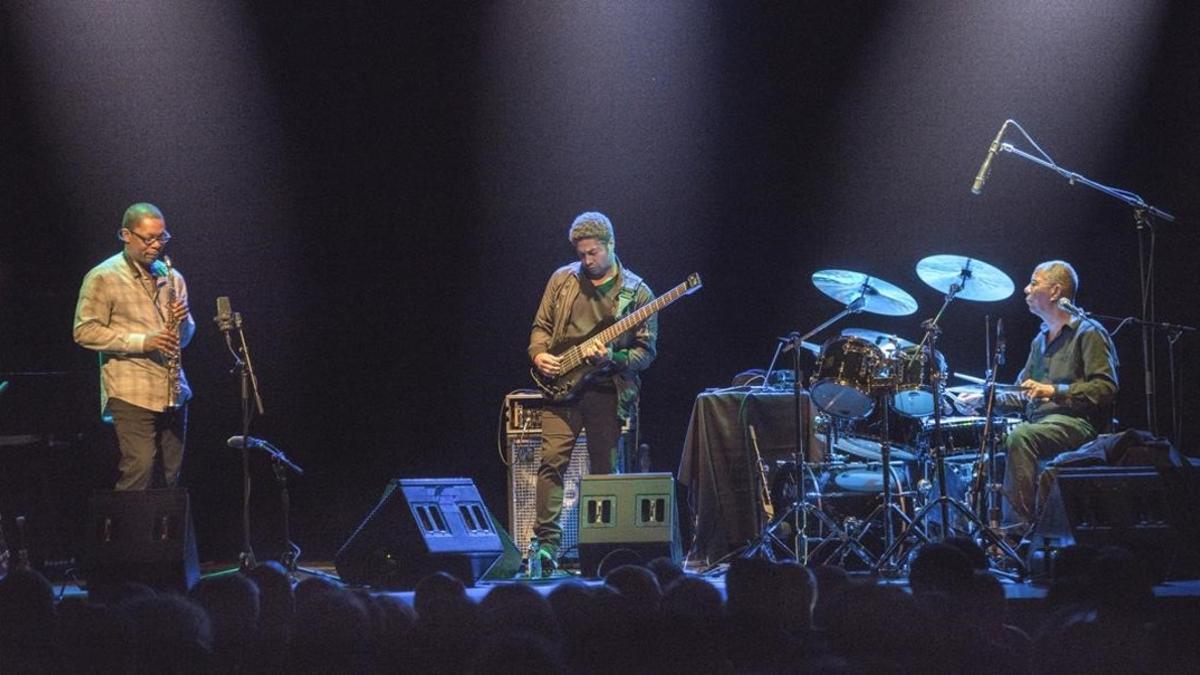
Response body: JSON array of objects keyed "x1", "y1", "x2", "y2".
[
  {"x1": 578, "y1": 472, "x2": 681, "y2": 577},
  {"x1": 335, "y1": 477, "x2": 504, "y2": 589},
  {"x1": 84, "y1": 489, "x2": 199, "y2": 595},
  {"x1": 1029, "y1": 466, "x2": 1198, "y2": 581},
  {"x1": 481, "y1": 504, "x2": 523, "y2": 581}
]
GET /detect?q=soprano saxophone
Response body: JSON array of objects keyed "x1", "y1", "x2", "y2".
[{"x1": 163, "y1": 255, "x2": 183, "y2": 409}]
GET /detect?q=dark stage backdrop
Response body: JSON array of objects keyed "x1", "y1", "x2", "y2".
[{"x1": 2, "y1": 2, "x2": 1197, "y2": 561}]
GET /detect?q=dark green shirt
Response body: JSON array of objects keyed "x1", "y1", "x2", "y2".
[
  {"x1": 564, "y1": 274, "x2": 618, "y2": 343},
  {"x1": 1003, "y1": 316, "x2": 1119, "y2": 428}
]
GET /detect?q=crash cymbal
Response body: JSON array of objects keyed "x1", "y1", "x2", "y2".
[
  {"x1": 915, "y1": 255, "x2": 1015, "y2": 302},
  {"x1": 812, "y1": 270, "x2": 918, "y2": 316},
  {"x1": 841, "y1": 328, "x2": 917, "y2": 351}
]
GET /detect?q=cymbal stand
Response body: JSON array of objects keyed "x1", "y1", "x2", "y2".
[
  {"x1": 831, "y1": 384, "x2": 922, "y2": 574},
  {"x1": 876, "y1": 273, "x2": 1023, "y2": 572}
]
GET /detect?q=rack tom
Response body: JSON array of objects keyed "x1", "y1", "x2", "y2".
[
  {"x1": 811, "y1": 336, "x2": 885, "y2": 419},
  {"x1": 888, "y1": 345, "x2": 947, "y2": 417}
]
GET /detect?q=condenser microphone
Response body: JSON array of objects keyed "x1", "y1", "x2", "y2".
[
  {"x1": 227, "y1": 435, "x2": 265, "y2": 449},
  {"x1": 1057, "y1": 297, "x2": 1088, "y2": 317},
  {"x1": 970, "y1": 120, "x2": 1011, "y2": 195},
  {"x1": 215, "y1": 296, "x2": 233, "y2": 332}
]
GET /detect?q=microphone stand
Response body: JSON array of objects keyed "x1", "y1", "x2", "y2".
[
  {"x1": 244, "y1": 438, "x2": 333, "y2": 581},
  {"x1": 969, "y1": 321, "x2": 1026, "y2": 573},
  {"x1": 998, "y1": 137, "x2": 1177, "y2": 435},
  {"x1": 220, "y1": 310, "x2": 265, "y2": 571},
  {"x1": 1086, "y1": 311, "x2": 1195, "y2": 446}
]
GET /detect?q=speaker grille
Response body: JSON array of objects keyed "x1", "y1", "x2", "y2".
[{"x1": 508, "y1": 435, "x2": 590, "y2": 558}]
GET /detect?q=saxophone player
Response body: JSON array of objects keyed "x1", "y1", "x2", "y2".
[{"x1": 74, "y1": 203, "x2": 195, "y2": 490}]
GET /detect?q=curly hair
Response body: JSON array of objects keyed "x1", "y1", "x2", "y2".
[{"x1": 567, "y1": 211, "x2": 615, "y2": 247}]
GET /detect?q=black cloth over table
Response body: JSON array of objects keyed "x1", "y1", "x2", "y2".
[{"x1": 677, "y1": 386, "x2": 821, "y2": 565}]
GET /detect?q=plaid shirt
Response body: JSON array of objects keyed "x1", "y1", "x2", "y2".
[{"x1": 74, "y1": 252, "x2": 195, "y2": 416}]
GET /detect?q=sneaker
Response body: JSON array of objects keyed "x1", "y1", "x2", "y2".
[{"x1": 537, "y1": 543, "x2": 559, "y2": 578}]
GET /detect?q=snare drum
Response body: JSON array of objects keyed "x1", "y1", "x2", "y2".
[
  {"x1": 915, "y1": 416, "x2": 1017, "y2": 457},
  {"x1": 811, "y1": 336, "x2": 885, "y2": 419},
  {"x1": 888, "y1": 345, "x2": 947, "y2": 417}
]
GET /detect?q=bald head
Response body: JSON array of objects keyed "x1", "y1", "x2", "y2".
[{"x1": 121, "y1": 203, "x2": 165, "y2": 232}]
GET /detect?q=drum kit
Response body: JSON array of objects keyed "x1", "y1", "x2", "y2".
[{"x1": 756, "y1": 254, "x2": 1027, "y2": 574}]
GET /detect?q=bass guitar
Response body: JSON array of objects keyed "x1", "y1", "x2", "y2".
[{"x1": 531, "y1": 273, "x2": 702, "y2": 402}]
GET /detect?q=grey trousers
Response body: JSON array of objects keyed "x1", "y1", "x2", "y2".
[
  {"x1": 535, "y1": 387, "x2": 622, "y2": 549},
  {"x1": 108, "y1": 397, "x2": 187, "y2": 491},
  {"x1": 1002, "y1": 413, "x2": 1095, "y2": 528}
]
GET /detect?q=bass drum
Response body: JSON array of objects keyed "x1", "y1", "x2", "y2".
[{"x1": 810, "y1": 336, "x2": 885, "y2": 420}]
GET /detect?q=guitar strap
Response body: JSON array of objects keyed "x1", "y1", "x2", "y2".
[{"x1": 615, "y1": 276, "x2": 643, "y2": 319}]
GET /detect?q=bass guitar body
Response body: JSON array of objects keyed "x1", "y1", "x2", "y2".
[{"x1": 530, "y1": 321, "x2": 616, "y2": 404}]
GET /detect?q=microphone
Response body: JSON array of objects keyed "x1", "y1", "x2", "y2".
[
  {"x1": 227, "y1": 435, "x2": 265, "y2": 449},
  {"x1": 779, "y1": 333, "x2": 821, "y2": 355},
  {"x1": 996, "y1": 317, "x2": 1006, "y2": 365},
  {"x1": 215, "y1": 296, "x2": 233, "y2": 332},
  {"x1": 1057, "y1": 297, "x2": 1088, "y2": 317},
  {"x1": 226, "y1": 435, "x2": 305, "y2": 474},
  {"x1": 970, "y1": 120, "x2": 1010, "y2": 195}
]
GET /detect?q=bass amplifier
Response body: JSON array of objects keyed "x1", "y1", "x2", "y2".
[{"x1": 505, "y1": 391, "x2": 631, "y2": 560}]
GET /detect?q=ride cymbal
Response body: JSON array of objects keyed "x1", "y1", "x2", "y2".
[{"x1": 915, "y1": 255, "x2": 1015, "y2": 302}]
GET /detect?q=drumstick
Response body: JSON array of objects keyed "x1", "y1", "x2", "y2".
[{"x1": 952, "y1": 372, "x2": 987, "y2": 384}]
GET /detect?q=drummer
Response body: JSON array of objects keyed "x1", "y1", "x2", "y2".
[{"x1": 957, "y1": 260, "x2": 1118, "y2": 539}]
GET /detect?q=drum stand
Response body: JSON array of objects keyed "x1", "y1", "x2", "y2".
[
  {"x1": 820, "y1": 384, "x2": 921, "y2": 570},
  {"x1": 731, "y1": 336, "x2": 874, "y2": 567},
  {"x1": 875, "y1": 277, "x2": 1023, "y2": 573}
]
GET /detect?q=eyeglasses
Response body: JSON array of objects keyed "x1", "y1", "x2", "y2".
[{"x1": 125, "y1": 228, "x2": 172, "y2": 246}]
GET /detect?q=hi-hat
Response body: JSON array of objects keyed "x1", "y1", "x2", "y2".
[
  {"x1": 915, "y1": 255, "x2": 1015, "y2": 302},
  {"x1": 821, "y1": 434, "x2": 918, "y2": 463},
  {"x1": 841, "y1": 328, "x2": 917, "y2": 351},
  {"x1": 812, "y1": 270, "x2": 918, "y2": 316}
]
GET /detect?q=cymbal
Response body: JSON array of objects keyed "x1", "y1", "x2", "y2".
[
  {"x1": 841, "y1": 328, "x2": 917, "y2": 351},
  {"x1": 915, "y1": 255, "x2": 1015, "y2": 302},
  {"x1": 812, "y1": 270, "x2": 918, "y2": 316}
]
